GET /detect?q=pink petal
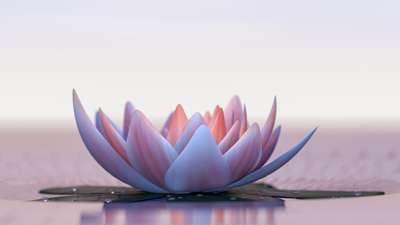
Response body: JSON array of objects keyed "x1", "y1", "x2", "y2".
[
  {"x1": 203, "y1": 111, "x2": 212, "y2": 126},
  {"x1": 254, "y1": 126, "x2": 281, "y2": 170},
  {"x1": 98, "y1": 110, "x2": 131, "y2": 165},
  {"x1": 210, "y1": 106, "x2": 227, "y2": 143},
  {"x1": 224, "y1": 95, "x2": 243, "y2": 130},
  {"x1": 223, "y1": 123, "x2": 262, "y2": 182},
  {"x1": 218, "y1": 120, "x2": 240, "y2": 154},
  {"x1": 239, "y1": 104, "x2": 248, "y2": 136},
  {"x1": 174, "y1": 113, "x2": 205, "y2": 154},
  {"x1": 165, "y1": 125, "x2": 231, "y2": 193},
  {"x1": 123, "y1": 101, "x2": 135, "y2": 140},
  {"x1": 261, "y1": 97, "x2": 277, "y2": 148},
  {"x1": 127, "y1": 110, "x2": 177, "y2": 187},
  {"x1": 72, "y1": 90, "x2": 166, "y2": 193},
  {"x1": 166, "y1": 104, "x2": 188, "y2": 146}
]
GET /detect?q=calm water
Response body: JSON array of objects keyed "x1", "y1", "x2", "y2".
[{"x1": 0, "y1": 124, "x2": 399, "y2": 224}]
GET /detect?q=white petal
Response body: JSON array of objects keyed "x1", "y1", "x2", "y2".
[
  {"x1": 174, "y1": 113, "x2": 205, "y2": 154},
  {"x1": 165, "y1": 125, "x2": 231, "y2": 193},
  {"x1": 223, "y1": 124, "x2": 262, "y2": 182}
]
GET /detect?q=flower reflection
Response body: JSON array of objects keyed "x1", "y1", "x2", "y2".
[{"x1": 80, "y1": 201, "x2": 284, "y2": 225}]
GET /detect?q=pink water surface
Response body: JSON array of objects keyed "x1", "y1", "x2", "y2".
[{"x1": 0, "y1": 123, "x2": 399, "y2": 224}]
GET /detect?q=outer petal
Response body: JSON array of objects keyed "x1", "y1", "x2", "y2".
[
  {"x1": 227, "y1": 128, "x2": 317, "y2": 189},
  {"x1": 165, "y1": 125, "x2": 231, "y2": 193},
  {"x1": 127, "y1": 110, "x2": 177, "y2": 187},
  {"x1": 261, "y1": 97, "x2": 277, "y2": 148},
  {"x1": 123, "y1": 101, "x2": 135, "y2": 140},
  {"x1": 224, "y1": 95, "x2": 243, "y2": 130},
  {"x1": 254, "y1": 126, "x2": 281, "y2": 170},
  {"x1": 72, "y1": 90, "x2": 166, "y2": 193},
  {"x1": 223, "y1": 123, "x2": 262, "y2": 182},
  {"x1": 218, "y1": 120, "x2": 240, "y2": 154},
  {"x1": 174, "y1": 113, "x2": 205, "y2": 154}
]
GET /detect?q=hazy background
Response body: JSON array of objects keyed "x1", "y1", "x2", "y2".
[{"x1": 1, "y1": 0, "x2": 399, "y2": 127}]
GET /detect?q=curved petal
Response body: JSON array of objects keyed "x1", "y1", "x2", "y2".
[
  {"x1": 98, "y1": 110, "x2": 131, "y2": 165},
  {"x1": 227, "y1": 128, "x2": 317, "y2": 189},
  {"x1": 254, "y1": 126, "x2": 281, "y2": 170},
  {"x1": 123, "y1": 101, "x2": 135, "y2": 140},
  {"x1": 223, "y1": 123, "x2": 262, "y2": 182},
  {"x1": 210, "y1": 106, "x2": 226, "y2": 143},
  {"x1": 203, "y1": 111, "x2": 212, "y2": 125},
  {"x1": 166, "y1": 104, "x2": 188, "y2": 146},
  {"x1": 239, "y1": 104, "x2": 248, "y2": 136},
  {"x1": 224, "y1": 95, "x2": 243, "y2": 130},
  {"x1": 72, "y1": 90, "x2": 166, "y2": 193},
  {"x1": 95, "y1": 111, "x2": 105, "y2": 135},
  {"x1": 161, "y1": 111, "x2": 174, "y2": 138},
  {"x1": 127, "y1": 110, "x2": 177, "y2": 187},
  {"x1": 174, "y1": 113, "x2": 205, "y2": 154},
  {"x1": 95, "y1": 110, "x2": 122, "y2": 136},
  {"x1": 218, "y1": 120, "x2": 240, "y2": 154},
  {"x1": 165, "y1": 125, "x2": 231, "y2": 193},
  {"x1": 261, "y1": 97, "x2": 277, "y2": 148}
]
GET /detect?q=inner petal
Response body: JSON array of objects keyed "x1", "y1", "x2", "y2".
[
  {"x1": 166, "y1": 104, "x2": 188, "y2": 146},
  {"x1": 210, "y1": 106, "x2": 227, "y2": 144}
]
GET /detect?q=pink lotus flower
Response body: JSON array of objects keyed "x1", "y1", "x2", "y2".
[{"x1": 73, "y1": 90, "x2": 316, "y2": 193}]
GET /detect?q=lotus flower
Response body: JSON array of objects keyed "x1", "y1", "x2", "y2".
[{"x1": 73, "y1": 90, "x2": 316, "y2": 193}]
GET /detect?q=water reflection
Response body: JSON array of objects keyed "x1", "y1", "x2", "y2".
[{"x1": 80, "y1": 201, "x2": 284, "y2": 225}]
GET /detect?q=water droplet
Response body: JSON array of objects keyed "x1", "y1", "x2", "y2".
[
  {"x1": 43, "y1": 198, "x2": 48, "y2": 202},
  {"x1": 166, "y1": 194, "x2": 172, "y2": 197},
  {"x1": 72, "y1": 188, "x2": 77, "y2": 193},
  {"x1": 196, "y1": 194, "x2": 203, "y2": 197},
  {"x1": 168, "y1": 197, "x2": 176, "y2": 201},
  {"x1": 110, "y1": 191, "x2": 115, "y2": 194},
  {"x1": 230, "y1": 197, "x2": 237, "y2": 201},
  {"x1": 104, "y1": 199, "x2": 112, "y2": 204},
  {"x1": 355, "y1": 192, "x2": 361, "y2": 196},
  {"x1": 177, "y1": 196, "x2": 183, "y2": 199}
]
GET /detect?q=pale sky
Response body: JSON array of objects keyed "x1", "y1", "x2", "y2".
[{"x1": 0, "y1": 0, "x2": 399, "y2": 125}]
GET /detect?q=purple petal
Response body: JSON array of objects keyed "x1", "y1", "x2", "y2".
[
  {"x1": 224, "y1": 95, "x2": 243, "y2": 131},
  {"x1": 174, "y1": 113, "x2": 205, "y2": 154},
  {"x1": 254, "y1": 126, "x2": 281, "y2": 170},
  {"x1": 165, "y1": 125, "x2": 231, "y2": 193},
  {"x1": 123, "y1": 101, "x2": 135, "y2": 140},
  {"x1": 261, "y1": 97, "x2": 277, "y2": 148},
  {"x1": 161, "y1": 111, "x2": 174, "y2": 137},
  {"x1": 227, "y1": 128, "x2": 317, "y2": 189},
  {"x1": 218, "y1": 120, "x2": 240, "y2": 154},
  {"x1": 223, "y1": 123, "x2": 262, "y2": 182},
  {"x1": 72, "y1": 90, "x2": 166, "y2": 193},
  {"x1": 127, "y1": 110, "x2": 177, "y2": 187}
]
